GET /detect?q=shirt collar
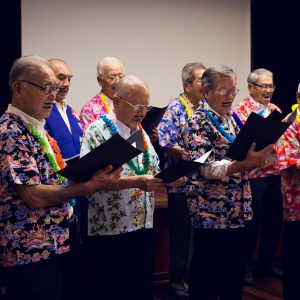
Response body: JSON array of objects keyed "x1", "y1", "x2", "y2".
[
  {"x1": 106, "y1": 111, "x2": 135, "y2": 140},
  {"x1": 6, "y1": 104, "x2": 46, "y2": 134},
  {"x1": 55, "y1": 99, "x2": 68, "y2": 109}
]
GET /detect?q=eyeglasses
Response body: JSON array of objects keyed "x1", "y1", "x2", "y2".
[
  {"x1": 117, "y1": 94, "x2": 151, "y2": 112},
  {"x1": 22, "y1": 80, "x2": 60, "y2": 95},
  {"x1": 251, "y1": 82, "x2": 276, "y2": 90},
  {"x1": 215, "y1": 88, "x2": 239, "y2": 97},
  {"x1": 98, "y1": 73, "x2": 125, "y2": 83}
]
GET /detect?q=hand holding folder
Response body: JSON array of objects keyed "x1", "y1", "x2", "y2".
[
  {"x1": 227, "y1": 110, "x2": 296, "y2": 161},
  {"x1": 57, "y1": 130, "x2": 144, "y2": 182},
  {"x1": 155, "y1": 150, "x2": 211, "y2": 183}
]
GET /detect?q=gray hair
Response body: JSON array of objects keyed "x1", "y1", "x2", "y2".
[
  {"x1": 298, "y1": 82, "x2": 300, "y2": 92},
  {"x1": 182, "y1": 62, "x2": 206, "y2": 84},
  {"x1": 96, "y1": 57, "x2": 124, "y2": 77},
  {"x1": 247, "y1": 68, "x2": 273, "y2": 84},
  {"x1": 201, "y1": 64, "x2": 236, "y2": 90},
  {"x1": 114, "y1": 75, "x2": 149, "y2": 98},
  {"x1": 9, "y1": 55, "x2": 50, "y2": 92}
]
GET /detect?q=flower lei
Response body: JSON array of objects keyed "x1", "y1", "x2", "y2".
[
  {"x1": 291, "y1": 104, "x2": 300, "y2": 123},
  {"x1": 203, "y1": 109, "x2": 243, "y2": 143},
  {"x1": 179, "y1": 95, "x2": 192, "y2": 118},
  {"x1": 28, "y1": 124, "x2": 66, "y2": 182},
  {"x1": 100, "y1": 115, "x2": 151, "y2": 175},
  {"x1": 100, "y1": 93, "x2": 110, "y2": 113}
]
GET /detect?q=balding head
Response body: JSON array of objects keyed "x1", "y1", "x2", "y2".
[
  {"x1": 113, "y1": 75, "x2": 150, "y2": 130},
  {"x1": 96, "y1": 57, "x2": 125, "y2": 99},
  {"x1": 48, "y1": 58, "x2": 73, "y2": 103},
  {"x1": 9, "y1": 55, "x2": 53, "y2": 94}
]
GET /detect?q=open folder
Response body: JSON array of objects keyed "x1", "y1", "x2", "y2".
[
  {"x1": 57, "y1": 130, "x2": 144, "y2": 182},
  {"x1": 227, "y1": 110, "x2": 296, "y2": 161},
  {"x1": 141, "y1": 105, "x2": 168, "y2": 133},
  {"x1": 155, "y1": 151, "x2": 212, "y2": 183}
]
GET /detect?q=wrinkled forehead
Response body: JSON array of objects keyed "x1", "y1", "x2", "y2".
[
  {"x1": 31, "y1": 65, "x2": 57, "y2": 84},
  {"x1": 102, "y1": 62, "x2": 124, "y2": 75}
]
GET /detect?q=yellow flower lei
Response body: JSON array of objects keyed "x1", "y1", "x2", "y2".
[
  {"x1": 100, "y1": 93, "x2": 110, "y2": 113},
  {"x1": 179, "y1": 95, "x2": 192, "y2": 118},
  {"x1": 291, "y1": 104, "x2": 300, "y2": 123}
]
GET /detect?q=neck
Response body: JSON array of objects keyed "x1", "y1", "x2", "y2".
[{"x1": 183, "y1": 92, "x2": 199, "y2": 107}]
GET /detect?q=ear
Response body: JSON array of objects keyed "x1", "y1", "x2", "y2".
[
  {"x1": 97, "y1": 76, "x2": 103, "y2": 86},
  {"x1": 12, "y1": 81, "x2": 22, "y2": 96},
  {"x1": 296, "y1": 91, "x2": 300, "y2": 103},
  {"x1": 202, "y1": 85, "x2": 209, "y2": 98},
  {"x1": 183, "y1": 82, "x2": 190, "y2": 93},
  {"x1": 113, "y1": 95, "x2": 120, "y2": 107},
  {"x1": 247, "y1": 83, "x2": 253, "y2": 92}
]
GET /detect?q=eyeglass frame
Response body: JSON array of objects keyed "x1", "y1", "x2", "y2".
[
  {"x1": 21, "y1": 80, "x2": 60, "y2": 95},
  {"x1": 215, "y1": 88, "x2": 240, "y2": 97},
  {"x1": 116, "y1": 94, "x2": 151, "y2": 112},
  {"x1": 251, "y1": 82, "x2": 276, "y2": 90},
  {"x1": 98, "y1": 73, "x2": 125, "y2": 83}
]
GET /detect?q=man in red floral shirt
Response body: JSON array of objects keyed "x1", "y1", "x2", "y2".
[{"x1": 235, "y1": 68, "x2": 283, "y2": 285}]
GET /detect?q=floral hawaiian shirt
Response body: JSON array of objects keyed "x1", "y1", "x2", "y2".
[
  {"x1": 181, "y1": 103, "x2": 253, "y2": 229},
  {"x1": 275, "y1": 114, "x2": 300, "y2": 221},
  {"x1": 79, "y1": 93, "x2": 114, "y2": 132},
  {"x1": 158, "y1": 95, "x2": 194, "y2": 193},
  {"x1": 80, "y1": 114, "x2": 160, "y2": 235},
  {"x1": 0, "y1": 113, "x2": 70, "y2": 267},
  {"x1": 234, "y1": 97, "x2": 282, "y2": 178}
]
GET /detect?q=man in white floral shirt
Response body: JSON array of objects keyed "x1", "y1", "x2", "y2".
[{"x1": 80, "y1": 75, "x2": 164, "y2": 300}]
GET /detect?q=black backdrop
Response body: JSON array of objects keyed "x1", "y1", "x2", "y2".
[{"x1": 0, "y1": 0, "x2": 298, "y2": 116}]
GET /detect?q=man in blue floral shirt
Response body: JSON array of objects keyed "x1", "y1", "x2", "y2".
[
  {"x1": 0, "y1": 55, "x2": 121, "y2": 300},
  {"x1": 181, "y1": 65, "x2": 273, "y2": 300},
  {"x1": 158, "y1": 62, "x2": 206, "y2": 299}
]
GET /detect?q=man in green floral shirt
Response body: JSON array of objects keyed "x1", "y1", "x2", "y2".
[{"x1": 81, "y1": 75, "x2": 164, "y2": 300}]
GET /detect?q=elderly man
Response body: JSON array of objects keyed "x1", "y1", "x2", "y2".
[
  {"x1": 181, "y1": 65, "x2": 273, "y2": 300},
  {"x1": 45, "y1": 58, "x2": 82, "y2": 160},
  {"x1": 0, "y1": 55, "x2": 121, "y2": 300},
  {"x1": 158, "y1": 62, "x2": 206, "y2": 299},
  {"x1": 79, "y1": 56, "x2": 125, "y2": 131},
  {"x1": 80, "y1": 75, "x2": 164, "y2": 300},
  {"x1": 235, "y1": 68, "x2": 283, "y2": 285},
  {"x1": 275, "y1": 83, "x2": 300, "y2": 300},
  {"x1": 44, "y1": 58, "x2": 87, "y2": 300}
]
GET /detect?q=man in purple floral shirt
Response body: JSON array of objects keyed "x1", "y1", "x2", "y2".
[
  {"x1": 158, "y1": 62, "x2": 206, "y2": 299},
  {"x1": 0, "y1": 55, "x2": 121, "y2": 300}
]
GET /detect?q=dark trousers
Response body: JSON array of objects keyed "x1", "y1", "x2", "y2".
[
  {"x1": 168, "y1": 192, "x2": 193, "y2": 283},
  {"x1": 245, "y1": 176, "x2": 283, "y2": 270},
  {"x1": 2, "y1": 256, "x2": 63, "y2": 300},
  {"x1": 283, "y1": 221, "x2": 300, "y2": 300},
  {"x1": 87, "y1": 228, "x2": 154, "y2": 300},
  {"x1": 189, "y1": 228, "x2": 247, "y2": 300},
  {"x1": 62, "y1": 212, "x2": 88, "y2": 300}
]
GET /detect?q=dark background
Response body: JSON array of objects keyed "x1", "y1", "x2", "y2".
[{"x1": 0, "y1": 0, "x2": 298, "y2": 116}]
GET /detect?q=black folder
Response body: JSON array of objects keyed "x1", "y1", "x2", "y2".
[
  {"x1": 141, "y1": 105, "x2": 168, "y2": 133},
  {"x1": 227, "y1": 110, "x2": 296, "y2": 161},
  {"x1": 57, "y1": 130, "x2": 144, "y2": 182},
  {"x1": 155, "y1": 151, "x2": 211, "y2": 183}
]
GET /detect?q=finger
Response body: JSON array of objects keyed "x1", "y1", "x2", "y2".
[
  {"x1": 249, "y1": 142, "x2": 256, "y2": 152},
  {"x1": 262, "y1": 143, "x2": 274, "y2": 154},
  {"x1": 104, "y1": 164, "x2": 113, "y2": 173}
]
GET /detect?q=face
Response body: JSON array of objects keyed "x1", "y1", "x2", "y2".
[
  {"x1": 50, "y1": 61, "x2": 73, "y2": 103},
  {"x1": 98, "y1": 62, "x2": 125, "y2": 99},
  {"x1": 184, "y1": 68, "x2": 205, "y2": 104},
  {"x1": 203, "y1": 76, "x2": 237, "y2": 117},
  {"x1": 13, "y1": 65, "x2": 58, "y2": 121},
  {"x1": 114, "y1": 87, "x2": 150, "y2": 129},
  {"x1": 248, "y1": 74, "x2": 275, "y2": 105}
]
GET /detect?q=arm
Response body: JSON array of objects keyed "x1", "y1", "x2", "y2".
[{"x1": 14, "y1": 165, "x2": 123, "y2": 208}]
